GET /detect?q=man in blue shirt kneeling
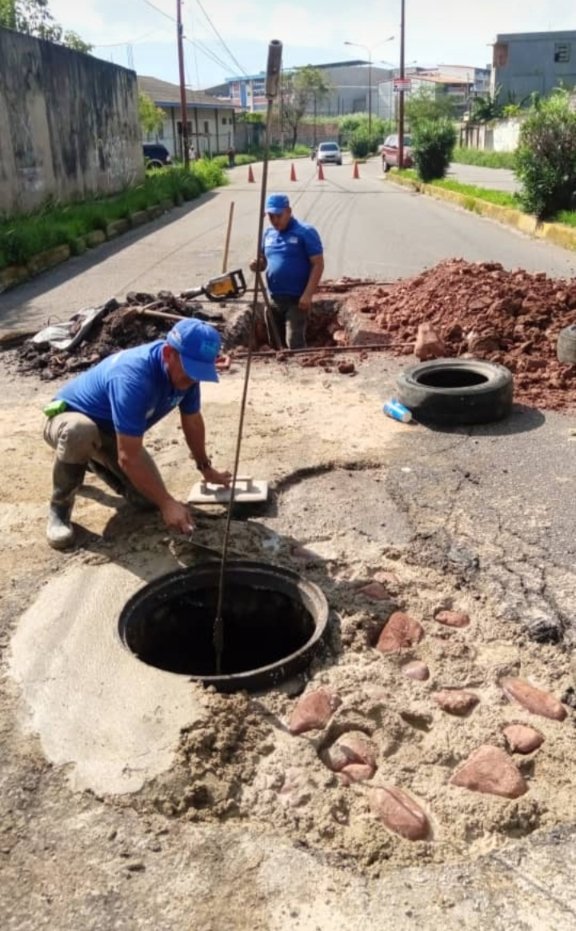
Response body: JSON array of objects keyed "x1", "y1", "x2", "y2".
[{"x1": 42, "y1": 318, "x2": 231, "y2": 550}]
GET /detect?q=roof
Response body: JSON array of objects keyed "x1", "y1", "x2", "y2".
[{"x1": 138, "y1": 75, "x2": 232, "y2": 110}]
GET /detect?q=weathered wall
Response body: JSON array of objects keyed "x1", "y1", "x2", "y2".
[{"x1": 0, "y1": 28, "x2": 144, "y2": 215}]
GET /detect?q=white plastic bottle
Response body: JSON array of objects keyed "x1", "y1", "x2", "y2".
[{"x1": 382, "y1": 398, "x2": 413, "y2": 423}]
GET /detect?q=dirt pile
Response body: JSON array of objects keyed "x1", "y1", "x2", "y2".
[{"x1": 342, "y1": 259, "x2": 576, "y2": 410}]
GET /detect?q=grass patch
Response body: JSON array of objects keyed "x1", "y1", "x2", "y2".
[
  {"x1": 431, "y1": 178, "x2": 519, "y2": 208},
  {"x1": 0, "y1": 163, "x2": 226, "y2": 271},
  {"x1": 452, "y1": 147, "x2": 516, "y2": 170}
]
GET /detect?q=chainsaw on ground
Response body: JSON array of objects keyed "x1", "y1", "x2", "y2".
[{"x1": 181, "y1": 268, "x2": 247, "y2": 302}]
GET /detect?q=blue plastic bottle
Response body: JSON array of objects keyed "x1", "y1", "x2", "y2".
[{"x1": 382, "y1": 398, "x2": 413, "y2": 423}]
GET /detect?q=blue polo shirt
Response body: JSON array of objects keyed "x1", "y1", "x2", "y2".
[
  {"x1": 263, "y1": 217, "x2": 323, "y2": 298},
  {"x1": 55, "y1": 340, "x2": 200, "y2": 436}
]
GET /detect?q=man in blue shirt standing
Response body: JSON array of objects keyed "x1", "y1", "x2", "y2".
[
  {"x1": 42, "y1": 318, "x2": 231, "y2": 550},
  {"x1": 252, "y1": 193, "x2": 324, "y2": 350}
]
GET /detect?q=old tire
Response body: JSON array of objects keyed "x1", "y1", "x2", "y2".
[
  {"x1": 396, "y1": 358, "x2": 513, "y2": 426},
  {"x1": 557, "y1": 324, "x2": 576, "y2": 364}
]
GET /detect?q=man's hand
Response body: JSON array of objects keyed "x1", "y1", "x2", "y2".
[
  {"x1": 250, "y1": 255, "x2": 267, "y2": 272},
  {"x1": 298, "y1": 294, "x2": 312, "y2": 312},
  {"x1": 160, "y1": 499, "x2": 196, "y2": 534},
  {"x1": 202, "y1": 466, "x2": 232, "y2": 487}
]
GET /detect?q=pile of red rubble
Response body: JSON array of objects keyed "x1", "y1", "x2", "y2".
[{"x1": 341, "y1": 259, "x2": 576, "y2": 411}]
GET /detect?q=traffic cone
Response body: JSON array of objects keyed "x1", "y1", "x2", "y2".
[
  {"x1": 247, "y1": 164, "x2": 255, "y2": 183},
  {"x1": 317, "y1": 162, "x2": 325, "y2": 181},
  {"x1": 353, "y1": 160, "x2": 360, "y2": 179},
  {"x1": 290, "y1": 162, "x2": 297, "y2": 181}
]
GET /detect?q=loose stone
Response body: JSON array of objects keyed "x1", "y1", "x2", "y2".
[
  {"x1": 500, "y1": 677, "x2": 567, "y2": 721},
  {"x1": 376, "y1": 611, "x2": 425, "y2": 653},
  {"x1": 402, "y1": 660, "x2": 430, "y2": 681},
  {"x1": 370, "y1": 786, "x2": 430, "y2": 840},
  {"x1": 433, "y1": 689, "x2": 479, "y2": 715},
  {"x1": 357, "y1": 580, "x2": 390, "y2": 601},
  {"x1": 435, "y1": 609, "x2": 471, "y2": 628},
  {"x1": 288, "y1": 688, "x2": 341, "y2": 735},
  {"x1": 322, "y1": 731, "x2": 377, "y2": 773},
  {"x1": 450, "y1": 744, "x2": 528, "y2": 798},
  {"x1": 339, "y1": 762, "x2": 376, "y2": 785},
  {"x1": 503, "y1": 724, "x2": 544, "y2": 754}
]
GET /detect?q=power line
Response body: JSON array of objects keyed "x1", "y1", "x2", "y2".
[{"x1": 193, "y1": 0, "x2": 249, "y2": 77}]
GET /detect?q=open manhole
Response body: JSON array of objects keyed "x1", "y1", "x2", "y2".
[{"x1": 118, "y1": 560, "x2": 329, "y2": 692}]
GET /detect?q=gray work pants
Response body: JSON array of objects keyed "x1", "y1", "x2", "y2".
[
  {"x1": 43, "y1": 411, "x2": 152, "y2": 507},
  {"x1": 270, "y1": 296, "x2": 307, "y2": 350}
]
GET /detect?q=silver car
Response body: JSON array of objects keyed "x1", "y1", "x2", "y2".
[{"x1": 316, "y1": 142, "x2": 342, "y2": 166}]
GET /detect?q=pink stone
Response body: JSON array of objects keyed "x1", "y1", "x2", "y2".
[
  {"x1": 435, "y1": 610, "x2": 471, "y2": 628},
  {"x1": 288, "y1": 688, "x2": 341, "y2": 735},
  {"x1": 450, "y1": 745, "x2": 527, "y2": 798},
  {"x1": 433, "y1": 689, "x2": 479, "y2": 715},
  {"x1": 402, "y1": 661, "x2": 430, "y2": 681},
  {"x1": 376, "y1": 611, "x2": 424, "y2": 654},
  {"x1": 357, "y1": 581, "x2": 389, "y2": 601},
  {"x1": 323, "y1": 731, "x2": 377, "y2": 773},
  {"x1": 414, "y1": 322, "x2": 446, "y2": 361},
  {"x1": 500, "y1": 677, "x2": 567, "y2": 721},
  {"x1": 339, "y1": 763, "x2": 376, "y2": 785},
  {"x1": 503, "y1": 724, "x2": 545, "y2": 754},
  {"x1": 370, "y1": 786, "x2": 430, "y2": 840}
]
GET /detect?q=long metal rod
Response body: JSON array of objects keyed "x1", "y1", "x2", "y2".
[
  {"x1": 212, "y1": 40, "x2": 283, "y2": 673},
  {"x1": 222, "y1": 201, "x2": 235, "y2": 273}
]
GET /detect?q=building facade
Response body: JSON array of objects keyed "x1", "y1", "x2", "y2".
[
  {"x1": 491, "y1": 30, "x2": 576, "y2": 103},
  {"x1": 138, "y1": 76, "x2": 235, "y2": 158}
]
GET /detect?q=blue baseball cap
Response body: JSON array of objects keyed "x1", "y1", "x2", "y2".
[
  {"x1": 265, "y1": 193, "x2": 290, "y2": 214},
  {"x1": 166, "y1": 318, "x2": 221, "y2": 382}
]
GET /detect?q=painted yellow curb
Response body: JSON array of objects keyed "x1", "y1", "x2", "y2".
[{"x1": 388, "y1": 173, "x2": 576, "y2": 252}]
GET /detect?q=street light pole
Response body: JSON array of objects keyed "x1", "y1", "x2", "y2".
[
  {"x1": 398, "y1": 0, "x2": 406, "y2": 168},
  {"x1": 344, "y1": 37, "x2": 394, "y2": 136}
]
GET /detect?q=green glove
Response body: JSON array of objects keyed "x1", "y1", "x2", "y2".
[{"x1": 43, "y1": 399, "x2": 67, "y2": 418}]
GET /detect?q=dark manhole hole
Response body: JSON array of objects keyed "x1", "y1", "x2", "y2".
[{"x1": 118, "y1": 560, "x2": 329, "y2": 692}]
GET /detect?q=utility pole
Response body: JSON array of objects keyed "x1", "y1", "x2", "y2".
[
  {"x1": 177, "y1": 0, "x2": 190, "y2": 167},
  {"x1": 398, "y1": 0, "x2": 406, "y2": 168}
]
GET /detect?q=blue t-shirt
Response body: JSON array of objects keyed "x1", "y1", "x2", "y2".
[
  {"x1": 263, "y1": 217, "x2": 323, "y2": 298},
  {"x1": 56, "y1": 340, "x2": 200, "y2": 437}
]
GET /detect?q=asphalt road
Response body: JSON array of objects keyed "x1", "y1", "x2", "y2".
[{"x1": 1, "y1": 156, "x2": 575, "y2": 333}]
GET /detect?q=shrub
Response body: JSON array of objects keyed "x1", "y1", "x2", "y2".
[
  {"x1": 412, "y1": 119, "x2": 457, "y2": 182},
  {"x1": 515, "y1": 90, "x2": 576, "y2": 219},
  {"x1": 349, "y1": 129, "x2": 371, "y2": 159}
]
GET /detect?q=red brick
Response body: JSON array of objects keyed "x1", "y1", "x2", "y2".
[
  {"x1": 376, "y1": 611, "x2": 424, "y2": 653},
  {"x1": 450, "y1": 745, "x2": 527, "y2": 798},
  {"x1": 434, "y1": 610, "x2": 471, "y2": 628},
  {"x1": 370, "y1": 786, "x2": 430, "y2": 840},
  {"x1": 503, "y1": 724, "x2": 544, "y2": 754},
  {"x1": 433, "y1": 689, "x2": 479, "y2": 715},
  {"x1": 288, "y1": 688, "x2": 341, "y2": 735},
  {"x1": 500, "y1": 677, "x2": 567, "y2": 721}
]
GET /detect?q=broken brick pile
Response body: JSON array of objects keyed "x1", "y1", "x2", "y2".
[{"x1": 333, "y1": 259, "x2": 576, "y2": 410}]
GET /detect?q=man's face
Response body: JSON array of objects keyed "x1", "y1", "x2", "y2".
[
  {"x1": 268, "y1": 207, "x2": 292, "y2": 231},
  {"x1": 164, "y1": 345, "x2": 196, "y2": 390}
]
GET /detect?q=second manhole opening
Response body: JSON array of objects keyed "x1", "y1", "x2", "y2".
[{"x1": 118, "y1": 561, "x2": 329, "y2": 692}]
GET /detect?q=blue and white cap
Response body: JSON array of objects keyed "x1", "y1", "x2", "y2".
[{"x1": 166, "y1": 318, "x2": 221, "y2": 382}]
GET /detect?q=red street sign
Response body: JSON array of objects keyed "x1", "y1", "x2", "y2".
[{"x1": 393, "y1": 78, "x2": 412, "y2": 92}]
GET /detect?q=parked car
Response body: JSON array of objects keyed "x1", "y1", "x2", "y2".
[
  {"x1": 380, "y1": 134, "x2": 413, "y2": 171},
  {"x1": 316, "y1": 142, "x2": 342, "y2": 166},
  {"x1": 143, "y1": 144, "x2": 172, "y2": 168}
]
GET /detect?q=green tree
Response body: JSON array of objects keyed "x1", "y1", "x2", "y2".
[
  {"x1": 0, "y1": 0, "x2": 92, "y2": 52},
  {"x1": 469, "y1": 87, "x2": 504, "y2": 123},
  {"x1": 279, "y1": 66, "x2": 331, "y2": 148},
  {"x1": 138, "y1": 92, "x2": 164, "y2": 135},
  {"x1": 405, "y1": 86, "x2": 454, "y2": 129},
  {"x1": 515, "y1": 88, "x2": 576, "y2": 219}
]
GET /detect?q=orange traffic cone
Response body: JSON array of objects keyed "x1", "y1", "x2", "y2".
[
  {"x1": 353, "y1": 160, "x2": 360, "y2": 179},
  {"x1": 290, "y1": 162, "x2": 297, "y2": 182},
  {"x1": 247, "y1": 164, "x2": 255, "y2": 183},
  {"x1": 317, "y1": 162, "x2": 325, "y2": 181}
]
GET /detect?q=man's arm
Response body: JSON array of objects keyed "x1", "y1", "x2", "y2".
[
  {"x1": 116, "y1": 433, "x2": 195, "y2": 533},
  {"x1": 180, "y1": 411, "x2": 231, "y2": 486},
  {"x1": 299, "y1": 253, "x2": 324, "y2": 311}
]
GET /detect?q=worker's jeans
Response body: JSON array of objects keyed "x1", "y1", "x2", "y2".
[
  {"x1": 43, "y1": 411, "x2": 152, "y2": 506},
  {"x1": 270, "y1": 295, "x2": 307, "y2": 350}
]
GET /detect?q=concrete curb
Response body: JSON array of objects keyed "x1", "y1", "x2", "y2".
[
  {"x1": 0, "y1": 200, "x2": 180, "y2": 295},
  {"x1": 388, "y1": 173, "x2": 576, "y2": 252}
]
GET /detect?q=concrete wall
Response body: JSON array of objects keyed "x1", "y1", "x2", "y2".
[
  {"x1": 492, "y1": 31, "x2": 576, "y2": 104},
  {"x1": 0, "y1": 27, "x2": 144, "y2": 215},
  {"x1": 459, "y1": 117, "x2": 523, "y2": 152}
]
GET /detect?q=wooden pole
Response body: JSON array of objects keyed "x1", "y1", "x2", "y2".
[{"x1": 222, "y1": 201, "x2": 235, "y2": 273}]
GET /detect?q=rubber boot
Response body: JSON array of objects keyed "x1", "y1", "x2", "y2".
[{"x1": 46, "y1": 461, "x2": 86, "y2": 550}]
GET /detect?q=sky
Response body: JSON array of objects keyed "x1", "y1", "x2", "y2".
[{"x1": 49, "y1": 0, "x2": 576, "y2": 88}]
